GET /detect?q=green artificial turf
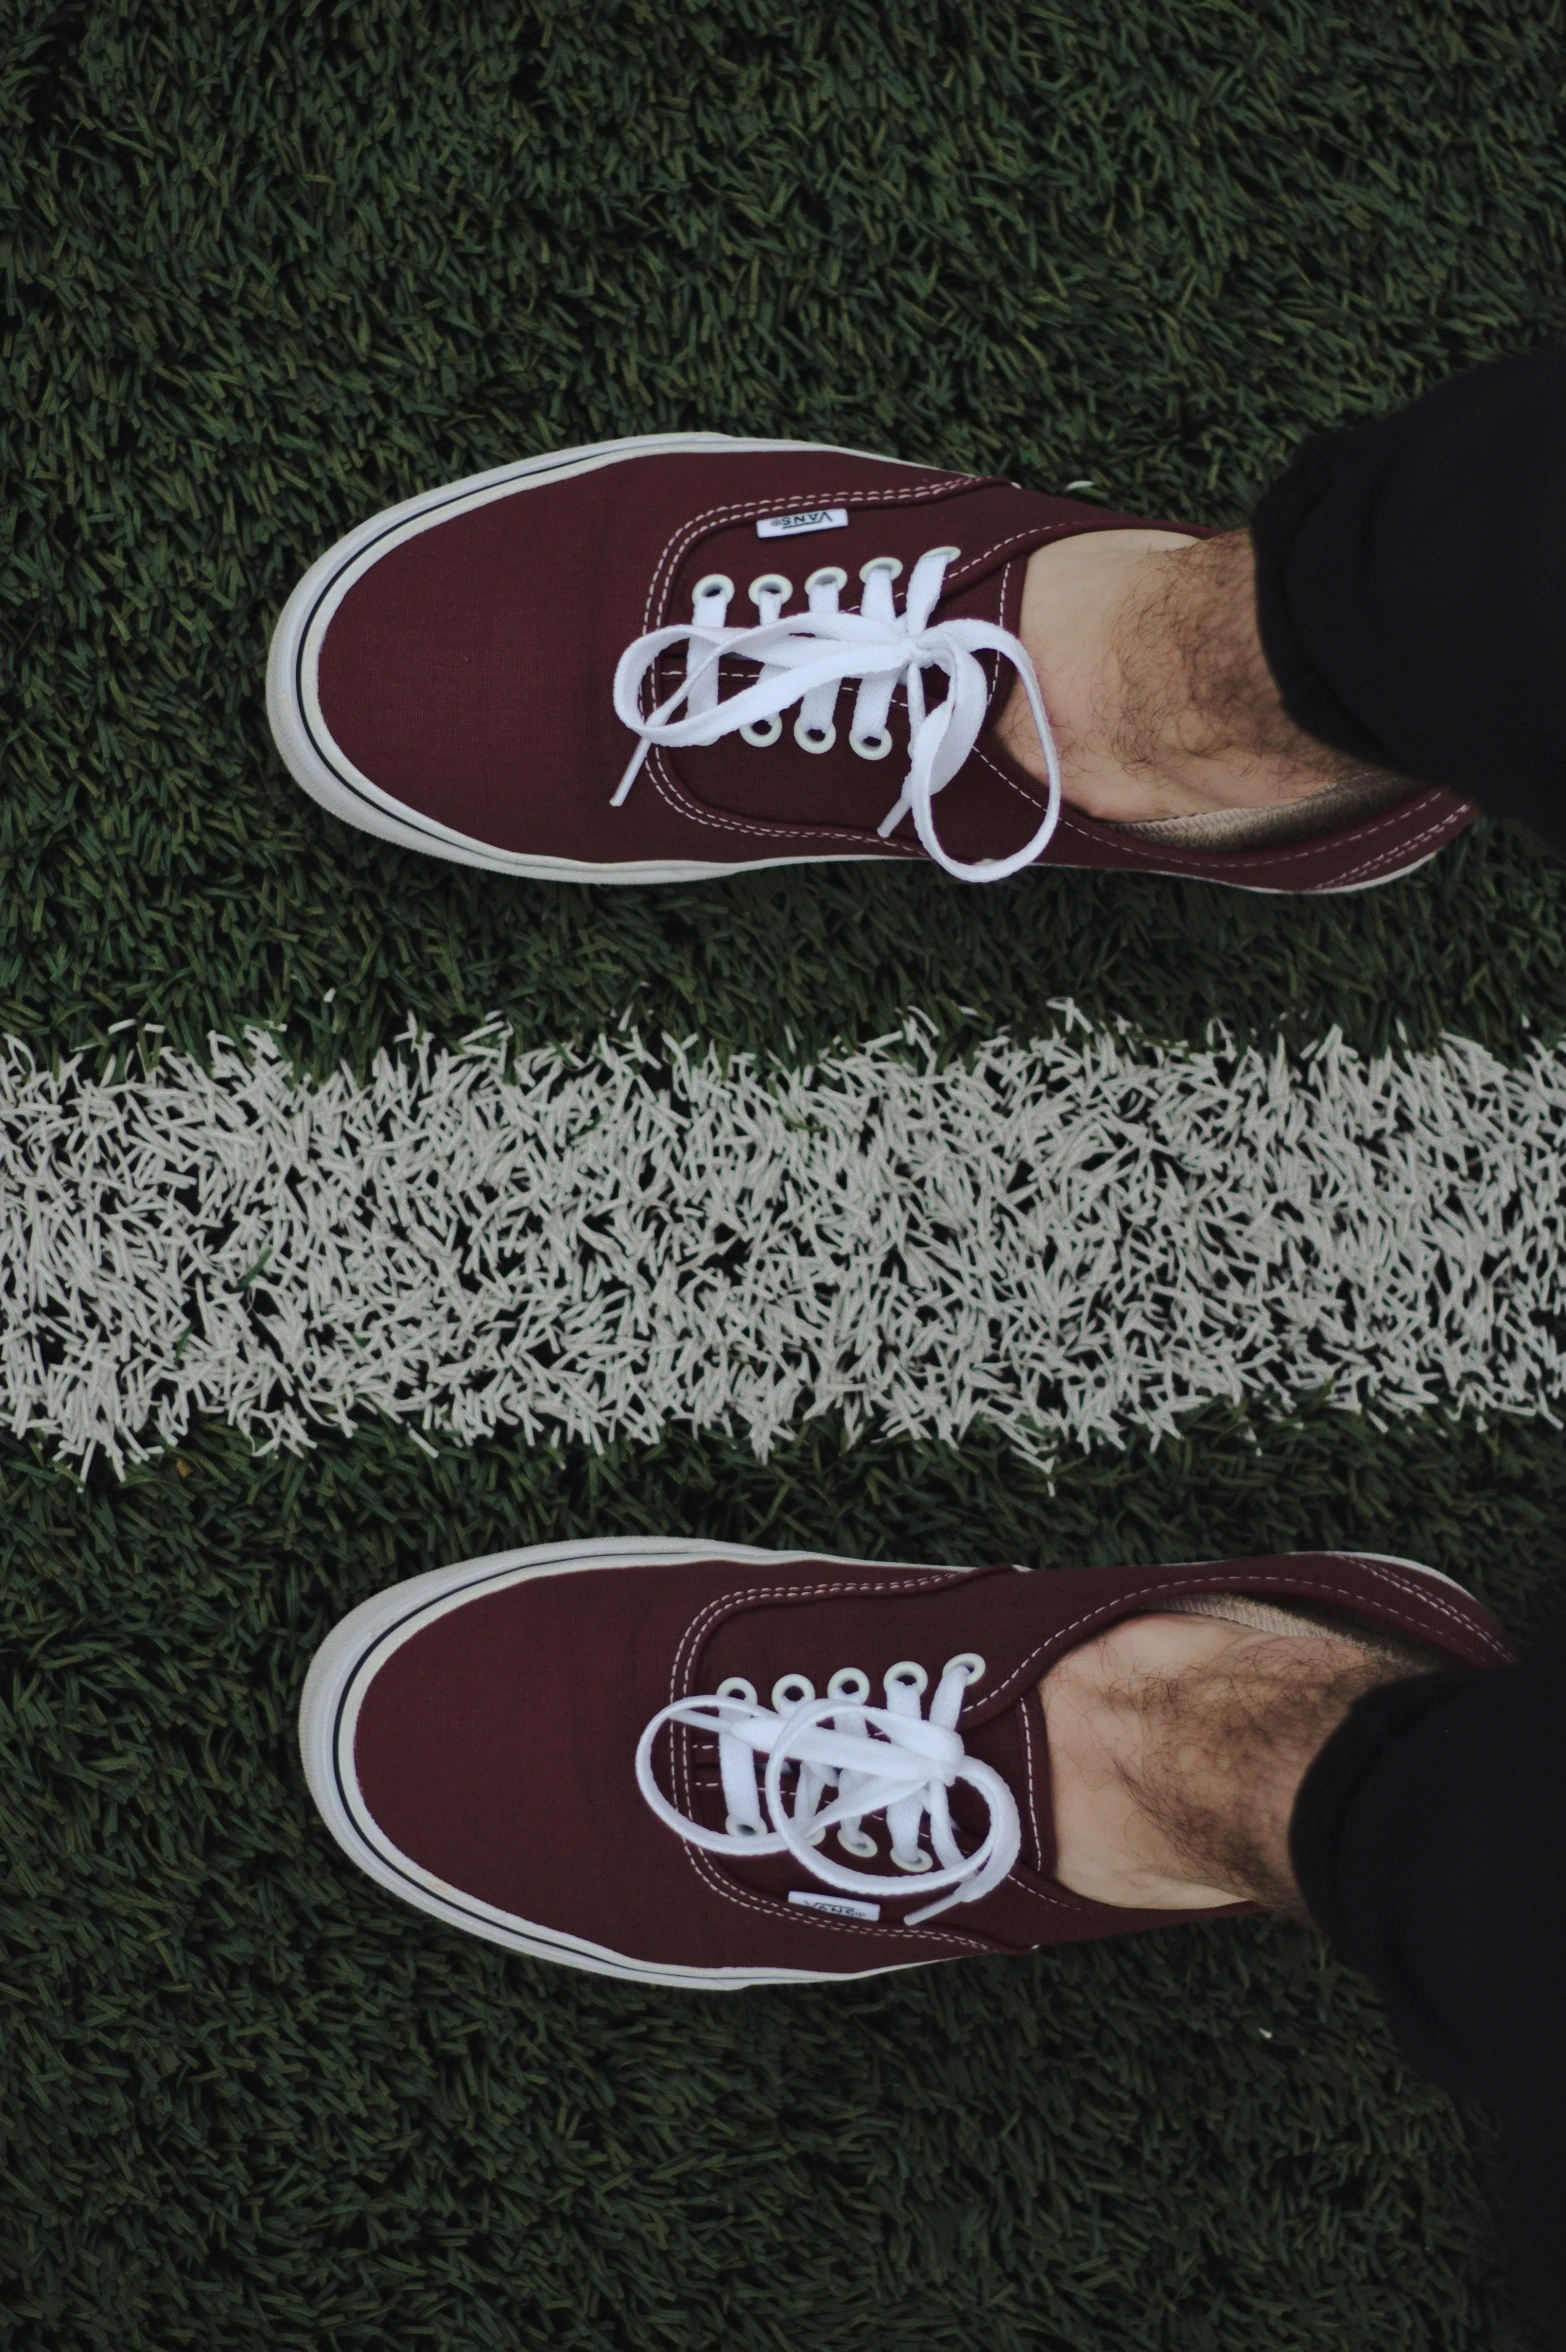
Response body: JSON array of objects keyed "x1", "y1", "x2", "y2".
[{"x1": 4, "y1": 1, "x2": 1566, "y2": 2345}]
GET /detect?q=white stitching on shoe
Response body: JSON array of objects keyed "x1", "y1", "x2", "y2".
[
  {"x1": 1303, "y1": 805, "x2": 1470, "y2": 890},
  {"x1": 668, "y1": 1570, "x2": 966, "y2": 1704},
  {"x1": 1007, "y1": 1647, "x2": 1125, "y2": 1919},
  {"x1": 642, "y1": 479, "x2": 977, "y2": 632},
  {"x1": 1007, "y1": 1876, "x2": 1097, "y2": 1917},
  {"x1": 970, "y1": 740, "x2": 1050, "y2": 816},
  {"x1": 966, "y1": 733, "x2": 1469, "y2": 888},
  {"x1": 665, "y1": 1558, "x2": 1509, "y2": 1723},
  {"x1": 646, "y1": 743, "x2": 916, "y2": 850},
  {"x1": 682, "y1": 1841, "x2": 989, "y2": 1951},
  {"x1": 1328, "y1": 1554, "x2": 1513, "y2": 1656},
  {"x1": 1043, "y1": 789, "x2": 1463, "y2": 879},
  {"x1": 1015, "y1": 1679, "x2": 1046, "y2": 1874},
  {"x1": 1009, "y1": 1641, "x2": 1233, "y2": 1919},
  {"x1": 983, "y1": 1558, "x2": 1512, "y2": 1709},
  {"x1": 941, "y1": 530, "x2": 1055, "y2": 595}
]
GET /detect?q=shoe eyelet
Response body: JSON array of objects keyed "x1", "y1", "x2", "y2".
[
  {"x1": 692, "y1": 572, "x2": 734, "y2": 602},
  {"x1": 827, "y1": 1667, "x2": 871, "y2": 1702},
  {"x1": 849, "y1": 728, "x2": 893, "y2": 762},
  {"x1": 794, "y1": 719, "x2": 836, "y2": 754},
  {"x1": 740, "y1": 715, "x2": 782, "y2": 747},
  {"x1": 717, "y1": 1677, "x2": 757, "y2": 1705},
  {"x1": 891, "y1": 1845, "x2": 934, "y2": 1873},
  {"x1": 771, "y1": 1673, "x2": 816, "y2": 1711},
  {"x1": 859, "y1": 556, "x2": 903, "y2": 582},
  {"x1": 925, "y1": 545, "x2": 961, "y2": 562},
  {"x1": 725, "y1": 1814, "x2": 763, "y2": 1838},
  {"x1": 805, "y1": 565, "x2": 847, "y2": 594},
  {"x1": 838, "y1": 1827, "x2": 878, "y2": 1858},
  {"x1": 748, "y1": 572, "x2": 792, "y2": 606},
  {"x1": 884, "y1": 1660, "x2": 928, "y2": 1697},
  {"x1": 943, "y1": 1652, "x2": 986, "y2": 1686}
]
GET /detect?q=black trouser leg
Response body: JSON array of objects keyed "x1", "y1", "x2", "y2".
[
  {"x1": 1290, "y1": 1623, "x2": 1566, "y2": 2338},
  {"x1": 1249, "y1": 346, "x2": 1566, "y2": 843}
]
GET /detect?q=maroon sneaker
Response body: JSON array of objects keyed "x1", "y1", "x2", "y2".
[
  {"x1": 298, "y1": 1536, "x2": 1511, "y2": 1988},
  {"x1": 266, "y1": 434, "x2": 1475, "y2": 893}
]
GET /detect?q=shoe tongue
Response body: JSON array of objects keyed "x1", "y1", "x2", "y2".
[{"x1": 692, "y1": 1561, "x2": 1046, "y2": 1717}]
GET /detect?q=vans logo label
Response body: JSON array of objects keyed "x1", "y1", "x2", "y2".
[
  {"x1": 756, "y1": 507, "x2": 850, "y2": 539},
  {"x1": 787, "y1": 1889, "x2": 881, "y2": 1921}
]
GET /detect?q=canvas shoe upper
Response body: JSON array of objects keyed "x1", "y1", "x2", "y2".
[
  {"x1": 298, "y1": 1536, "x2": 1512, "y2": 1989},
  {"x1": 267, "y1": 434, "x2": 1476, "y2": 894}
]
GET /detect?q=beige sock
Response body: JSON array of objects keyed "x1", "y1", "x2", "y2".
[
  {"x1": 1164, "y1": 1591, "x2": 1333, "y2": 1639},
  {"x1": 1162, "y1": 1589, "x2": 1446, "y2": 1676},
  {"x1": 1106, "y1": 769, "x2": 1411, "y2": 851}
]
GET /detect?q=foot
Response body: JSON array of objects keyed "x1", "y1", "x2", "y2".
[
  {"x1": 267, "y1": 437, "x2": 1472, "y2": 895},
  {"x1": 1039, "y1": 1610, "x2": 1430, "y2": 1914},
  {"x1": 297, "y1": 1540, "x2": 1508, "y2": 1988},
  {"x1": 996, "y1": 528, "x2": 1391, "y2": 825}
]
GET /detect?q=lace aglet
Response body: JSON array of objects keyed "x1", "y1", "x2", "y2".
[
  {"x1": 611, "y1": 742, "x2": 650, "y2": 807},
  {"x1": 876, "y1": 788, "x2": 913, "y2": 840}
]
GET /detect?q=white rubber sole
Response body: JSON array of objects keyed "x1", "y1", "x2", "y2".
[
  {"x1": 297, "y1": 1538, "x2": 1465, "y2": 1991},
  {"x1": 265, "y1": 430, "x2": 917, "y2": 884}
]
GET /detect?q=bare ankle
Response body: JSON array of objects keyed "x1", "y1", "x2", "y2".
[
  {"x1": 1040, "y1": 1615, "x2": 1437, "y2": 1917},
  {"x1": 999, "y1": 527, "x2": 1406, "y2": 824},
  {"x1": 1122, "y1": 1634, "x2": 1391, "y2": 1917}
]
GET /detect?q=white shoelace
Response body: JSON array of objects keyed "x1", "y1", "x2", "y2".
[
  {"x1": 611, "y1": 548, "x2": 1062, "y2": 882},
  {"x1": 634, "y1": 1653, "x2": 1022, "y2": 1925}
]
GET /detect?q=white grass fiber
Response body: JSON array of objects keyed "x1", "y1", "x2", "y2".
[{"x1": 2, "y1": 1012, "x2": 1562, "y2": 1473}]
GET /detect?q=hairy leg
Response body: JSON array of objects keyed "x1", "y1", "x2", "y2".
[
  {"x1": 1039, "y1": 1610, "x2": 1446, "y2": 1915},
  {"x1": 996, "y1": 528, "x2": 1407, "y2": 824}
]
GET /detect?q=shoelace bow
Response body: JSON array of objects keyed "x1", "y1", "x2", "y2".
[
  {"x1": 611, "y1": 547, "x2": 1062, "y2": 883},
  {"x1": 635, "y1": 1654, "x2": 1022, "y2": 1925}
]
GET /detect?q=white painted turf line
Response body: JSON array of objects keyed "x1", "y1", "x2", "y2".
[{"x1": 1, "y1": 1013, "x2": 1563, "y2": 1473}]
